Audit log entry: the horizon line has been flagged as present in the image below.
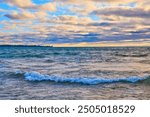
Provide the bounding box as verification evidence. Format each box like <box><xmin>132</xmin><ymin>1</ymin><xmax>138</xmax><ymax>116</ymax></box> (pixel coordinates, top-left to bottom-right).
<box><xmin>0</xmin><ymin>44</ymin><xmax>150</xmax><ymax>47</ymax></box>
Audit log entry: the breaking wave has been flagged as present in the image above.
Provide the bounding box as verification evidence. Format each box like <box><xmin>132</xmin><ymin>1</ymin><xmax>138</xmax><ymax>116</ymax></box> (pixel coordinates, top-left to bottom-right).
<box><xmin>15</xmin><ymin>71</ymin><xmax>150</xmax><ymax>85</ymax></box>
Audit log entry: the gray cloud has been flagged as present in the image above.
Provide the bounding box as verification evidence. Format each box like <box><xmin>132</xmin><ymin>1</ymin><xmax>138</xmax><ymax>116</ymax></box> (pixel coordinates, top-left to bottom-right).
<box><xmin>5</xmin><ymin>12</ymin><xmax>35</xmax><ymax>20</ymax></box>
<box><xmin>92</xmin><ymin>8</ymin><xmax>150</xmax><ymax>18</ymax></box>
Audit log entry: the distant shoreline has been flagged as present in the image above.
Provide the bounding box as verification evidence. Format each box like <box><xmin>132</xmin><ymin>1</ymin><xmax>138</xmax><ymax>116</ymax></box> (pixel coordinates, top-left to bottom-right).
<box><xmin>0</xmin><ymin>45</ymin><xmax>149</xmax><ymax>48</ymax></box>
<box><xmin>0</xmin><ymin>45</ymin><xmax>53</xmax><ymax>47</ymax></box>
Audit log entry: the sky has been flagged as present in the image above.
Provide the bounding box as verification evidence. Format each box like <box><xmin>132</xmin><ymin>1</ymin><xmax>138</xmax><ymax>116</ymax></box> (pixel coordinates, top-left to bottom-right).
<box><xmin>0</xmin><ymin>0</ymin><xmax>150</xmax><ymax>47</ymax></box>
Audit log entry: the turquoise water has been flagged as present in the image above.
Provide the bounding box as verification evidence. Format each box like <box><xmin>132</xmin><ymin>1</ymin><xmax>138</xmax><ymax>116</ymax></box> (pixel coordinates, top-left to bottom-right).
<box><xmin>0</xmin><ymin>46</ymin><xmax>150</xmax><ymax>99</ymax></box>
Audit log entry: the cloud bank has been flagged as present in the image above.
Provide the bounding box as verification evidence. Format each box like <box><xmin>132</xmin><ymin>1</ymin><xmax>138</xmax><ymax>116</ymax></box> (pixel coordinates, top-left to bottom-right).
<box><xmin>0</xmin><ymin>0</ymin><xmax>150</xmax><ymax>46</ymax></box>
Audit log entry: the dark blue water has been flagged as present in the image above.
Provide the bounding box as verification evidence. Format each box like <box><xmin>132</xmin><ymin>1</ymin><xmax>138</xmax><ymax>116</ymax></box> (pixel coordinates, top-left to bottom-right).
<box><xmin>0</xmin><ymin>46</ymin><xmax>150</xmax><ymax>99</ymax></box>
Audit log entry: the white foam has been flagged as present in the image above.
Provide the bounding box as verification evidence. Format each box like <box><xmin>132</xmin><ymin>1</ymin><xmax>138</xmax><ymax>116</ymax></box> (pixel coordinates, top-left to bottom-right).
<box><xmin>24</xmin><ymin>71</ymin><xmax>147</xmax><ymax>85</ymax></box>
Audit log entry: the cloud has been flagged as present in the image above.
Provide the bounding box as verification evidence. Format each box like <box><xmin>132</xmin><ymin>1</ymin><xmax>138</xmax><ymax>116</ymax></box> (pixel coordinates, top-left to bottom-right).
<box><xmin>54</xmin><ymin>0</ymin><xmax>144</xmax><ymax>16</ymax></box>
<box><xmin>0</xmin><ymin>0</ymin><xmax>56</xmax><ymax>12</ymax></box>
<box><xmin>51</xmin><ymin>16</ymin><xmax>93</xmax><ymax>26</ymax></box>
<box><xmin>92</xmin><ymin>8</ymin><xmax>150</xmax><ymax>18</ymax></box>
<box><xmin>1</xmin><ymin>0</ymin><xmax>150</xmax><ymax>46</ymax></box>
<box><xmin>56</xmin><ymin>0</ymin><xmax>138</xmax><ymax>4</ymax></box>
<box><xmin>53</xmin><ymin>41</ymin><xmax>150</xmax><ymax>47</ymax></box>
<box><xmin>38</xmin><ymin>2</ymin><xmax>56</xmax><ymax>12</ymax></box>
<box><xmin>5</xmin><ymin>11</ymin><xmax>47</xmax><ymax>20</ymax></box>
<box><xmin>0</xmin><ymin>0</ymin><xmax>35</xmax><ymax>8</ymax></box>
<box><xmin>5</xmin><ymin>11</ymin><xmax>35</xmax><ymax>20</ymax></box>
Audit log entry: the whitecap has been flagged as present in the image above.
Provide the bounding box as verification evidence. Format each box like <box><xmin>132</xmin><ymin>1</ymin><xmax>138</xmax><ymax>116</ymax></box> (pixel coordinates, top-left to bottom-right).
<box><xmin>23</xmin><ymin>71</ymin><xmax>148</xmax><ymax>85</ymax></box>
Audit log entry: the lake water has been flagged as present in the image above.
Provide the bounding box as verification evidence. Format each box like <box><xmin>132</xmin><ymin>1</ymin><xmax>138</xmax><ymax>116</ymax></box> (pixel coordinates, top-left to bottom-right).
<box><xmin>0</xmin><ymin>46</ymin><xmax>150</xmax><ymax>99</ymax></box>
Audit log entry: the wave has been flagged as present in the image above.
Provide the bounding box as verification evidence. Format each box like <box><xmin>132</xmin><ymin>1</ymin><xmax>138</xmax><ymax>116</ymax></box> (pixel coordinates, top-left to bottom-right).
<box><xmin>115</xmin><ymin>53</ymin><xmax>148</xmax><ymax>57</ymax></box>
<box><xmin>15</xmin><ymin>71</ymin><xmax>150</xmax><ymax>85</ymax></box>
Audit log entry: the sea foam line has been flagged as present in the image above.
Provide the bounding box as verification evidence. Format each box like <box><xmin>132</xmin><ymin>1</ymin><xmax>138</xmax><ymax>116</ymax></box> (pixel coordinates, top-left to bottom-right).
<box><xmin>23</xmin><ymin>71</ymin><xmax>147</xmax><ymax>85</ymax></box>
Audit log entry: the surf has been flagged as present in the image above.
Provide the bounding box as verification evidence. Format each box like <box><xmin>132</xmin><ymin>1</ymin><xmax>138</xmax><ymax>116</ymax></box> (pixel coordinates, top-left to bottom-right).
<box><xmin>15</xmin><ymin>71</ymin><xmax>150</xmax><ymax>85</ymax></box>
